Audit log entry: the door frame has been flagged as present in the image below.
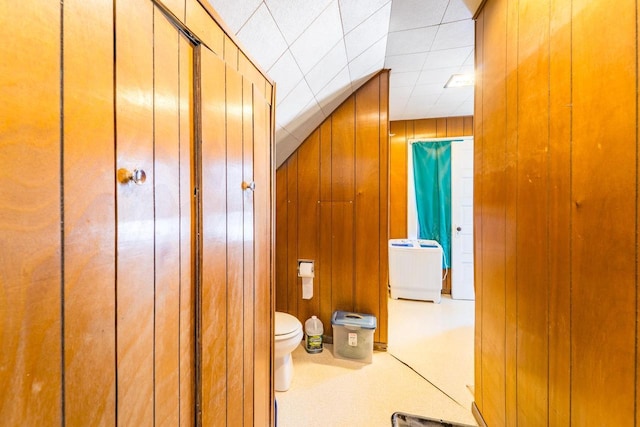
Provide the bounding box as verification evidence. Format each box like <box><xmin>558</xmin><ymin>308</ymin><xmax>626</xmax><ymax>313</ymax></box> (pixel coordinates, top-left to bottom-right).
<box><xmin>406</xmin><ymin>137</ymin><xmax>474</xmax><ymax>298</ymax></box>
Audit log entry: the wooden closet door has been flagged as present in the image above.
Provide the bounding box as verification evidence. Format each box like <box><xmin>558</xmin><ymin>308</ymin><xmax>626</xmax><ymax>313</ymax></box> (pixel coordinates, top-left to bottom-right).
<box><xmin>116</xmin><ymin>2</ymin><xmax>195</xmax><ymax>425</ymax></box>
<box><xmin>0</xmin><ymin>1</ymin><xmax>62</xmax><ymax>424</ymax></box>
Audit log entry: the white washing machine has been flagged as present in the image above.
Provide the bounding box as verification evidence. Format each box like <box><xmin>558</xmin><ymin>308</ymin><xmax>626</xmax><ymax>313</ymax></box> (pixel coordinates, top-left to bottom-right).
<box><xmin>388</xmin><ymin>239</ymin><xmax>443</xmax><ymax>303</ymax></box>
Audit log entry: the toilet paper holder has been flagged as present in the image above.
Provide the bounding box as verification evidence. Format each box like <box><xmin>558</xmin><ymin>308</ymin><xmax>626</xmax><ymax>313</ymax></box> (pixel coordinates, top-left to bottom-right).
<box><xmin>297</xmin><ymin>260</ymin><xmax>314</xmax><ymax>277</ymax></box>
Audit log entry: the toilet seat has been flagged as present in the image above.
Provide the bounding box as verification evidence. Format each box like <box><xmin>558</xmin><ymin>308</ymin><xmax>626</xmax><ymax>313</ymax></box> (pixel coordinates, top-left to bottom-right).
<box><xmin>275</xmin><ymin>312</ymin><xmax>302</xmax><ymax>341</ymax></box>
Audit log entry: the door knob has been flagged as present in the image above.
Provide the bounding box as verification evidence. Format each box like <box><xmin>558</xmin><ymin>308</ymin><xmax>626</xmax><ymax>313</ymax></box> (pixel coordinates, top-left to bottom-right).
<box><xmin>118</xmin><ymin>168</ymin><xmax>147</xmax><ymax>185</ymax></box>
<box><xmin>456</xmin><ymin>226</ymin><xmax>462</xmax><ymax>232</ymax></box>
<box><xmin>242</xmin><ymin>181</ymin><xmax>256</xmax><ymax>191</ymax></box>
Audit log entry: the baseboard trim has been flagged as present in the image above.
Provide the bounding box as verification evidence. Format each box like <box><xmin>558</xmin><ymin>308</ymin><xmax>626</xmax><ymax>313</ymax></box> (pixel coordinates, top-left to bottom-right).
<box><xmin>471</xmin><ymin>402</ymin><xmax>488</xmax><ymax>427</ymax></box>
<box><xmin>374</xmin><ymin>342</ymin><xmax>387</xmax><ymax>351</ymax></box>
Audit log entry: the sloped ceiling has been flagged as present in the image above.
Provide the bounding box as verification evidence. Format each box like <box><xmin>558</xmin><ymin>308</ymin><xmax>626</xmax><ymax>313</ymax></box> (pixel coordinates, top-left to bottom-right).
<box><xmin>208</xmin><ymin>0</ymin><xmax>475</xmax><ymax>166</ymax></box>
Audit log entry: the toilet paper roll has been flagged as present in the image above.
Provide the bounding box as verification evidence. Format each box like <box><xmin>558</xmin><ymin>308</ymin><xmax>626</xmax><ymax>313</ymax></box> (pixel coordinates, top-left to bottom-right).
<box><xmin>299</xmin><ymin>261</ymin><xmax>314</xmax><ymax>278</ymax></box>
<box><xmin>302</xmin><ymin>277</ymin><xmax>313</xmax><ymax>299</ymax></box>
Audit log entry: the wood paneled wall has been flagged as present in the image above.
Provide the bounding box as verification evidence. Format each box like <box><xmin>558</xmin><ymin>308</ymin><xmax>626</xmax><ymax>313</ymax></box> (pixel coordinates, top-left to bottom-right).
<box><xmin>389</xmin><ymin>116</ymin><xmax>474</xmax><ymax>293</ymax></box>
<box><xmin>474</xmin><ymin>0</ymin><xmax>638</xmax><ymax>425</ymax></box>
<box><xmin>0</xmin><ymin>0</ymin><xmax>275</xmax><ymax>425</ymax></box>
<box><xmin>276</xmin><ymin>71</ymin><xmax>390</xmax><ymax>346</ymax></box>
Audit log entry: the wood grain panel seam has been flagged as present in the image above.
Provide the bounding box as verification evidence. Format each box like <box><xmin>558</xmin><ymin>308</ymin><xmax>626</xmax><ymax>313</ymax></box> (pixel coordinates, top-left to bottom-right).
<box><xmin>60</xmin><ymin>1</ymin><xmax>66</xmax><ymax>422</ymax></box>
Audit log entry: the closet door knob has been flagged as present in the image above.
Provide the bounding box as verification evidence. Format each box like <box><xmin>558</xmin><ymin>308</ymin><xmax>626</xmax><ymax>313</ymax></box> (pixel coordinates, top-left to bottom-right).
<box><xmin>242</xmin><ymin>181</ymin><xmax>256</xmax><ymax>191</ymax></box>
<box><xmin>118</xmin><ymin>168</ymin><xmax>147</xmax><ymax>185</ymax></box>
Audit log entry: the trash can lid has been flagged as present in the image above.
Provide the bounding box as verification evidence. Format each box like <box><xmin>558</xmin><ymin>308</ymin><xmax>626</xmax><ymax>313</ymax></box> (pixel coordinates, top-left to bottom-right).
<box><xmin>331</xmin><ymin>311</ymin><xmax>377</xmax><ymax>329</ymax></box>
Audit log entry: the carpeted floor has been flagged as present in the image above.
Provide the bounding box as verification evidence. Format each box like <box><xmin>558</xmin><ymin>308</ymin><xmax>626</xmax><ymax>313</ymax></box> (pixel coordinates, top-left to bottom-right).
<box><xmin>275</xmin><ymin>296</ymin><xmax>477</xmax><ymax>427</ymax></box>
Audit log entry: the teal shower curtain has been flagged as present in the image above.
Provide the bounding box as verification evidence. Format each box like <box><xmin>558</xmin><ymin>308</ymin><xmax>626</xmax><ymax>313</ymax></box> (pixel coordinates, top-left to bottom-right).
<box><xmin>412</xmin><ymin>141</ymin><xmax>451</xmax><ymax>268</ymax></box>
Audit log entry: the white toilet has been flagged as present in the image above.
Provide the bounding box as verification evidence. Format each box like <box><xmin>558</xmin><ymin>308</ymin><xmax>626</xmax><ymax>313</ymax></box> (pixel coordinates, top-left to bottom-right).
<box><xmin>274</xmin><ymin>311</ymin><xmax>303</xmax><ymax>391</ymax></box>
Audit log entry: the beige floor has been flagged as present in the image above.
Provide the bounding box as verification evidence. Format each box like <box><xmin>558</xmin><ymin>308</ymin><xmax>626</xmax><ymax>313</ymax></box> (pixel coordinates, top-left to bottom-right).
<box><xmin>275</xmin><ymin>296</ymin><xmax>477</xmax><ymax>427</ymax></box>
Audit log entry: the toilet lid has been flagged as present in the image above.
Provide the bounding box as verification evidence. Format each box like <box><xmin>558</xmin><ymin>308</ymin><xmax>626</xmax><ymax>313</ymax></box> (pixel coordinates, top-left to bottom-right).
<box><xmin>275</xmin><ymin>312</ymin><xmax>301</xmax><ymax>336</ymax></box>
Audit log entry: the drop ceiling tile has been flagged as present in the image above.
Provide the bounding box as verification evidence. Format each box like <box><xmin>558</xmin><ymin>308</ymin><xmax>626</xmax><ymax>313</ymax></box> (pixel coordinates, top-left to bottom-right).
<box><xmin>269</xmin><ymin>50</ymin><xmax>304</xmax><ymax>104</ymax></box>
<box><xmin>290</xmin><ymin>1</ymin><xmax>343</xmax><ymax>74</ymax></box>
<box><xmin>339</xmin><ymin>0</ymin><xmax>390</xmax><ymax>33</ymax></box>
<box><xmin>207</xmin><ymin>0</ymin><xmax>262</xmax><ymax>34</ymax></box>
<box><xmin>305</xmin><ymin>42</ymin><xmax>348</xmax><ymax>94</ymax></box>
<box><xmin>390</xmin><ymin>71</ymin><xmax>420</xmax><ymax>88</ymax></box>
<box><xmin>388</xmin><ymin>0</ymin><xmax>449</xmax><ymax>31</ymax></box>
<box><xmin>385</xmin><ymin>52</ymin><xmax>427</xmax><ymax>73</ymax></box>
<box><xmin>315</xmin><ymin>66</ymin><xmax>352</xmax><ymax>113</ymax></box>
<box><xmin>276</xmin><ymin>125</ymin><xmax>292</xmax><ymax>144</ymax></box>
<box><xmin>437</xmin><ymin>86</ymin><xmax>473</xmax><ymax>105</ymax></box>
<box><xmin>463</xmin><ymin>50</ymin><xmax>474</xmax><ymax>66</ymax></box>
<box><xmin>236</xmin><ymin>3</ymin><xmax>288</xmax><ymax>70</ymax></box>
<box><xmin>389</xmin><ymin>99</ymin><xmax>407</xmax><ymax>119</ymax></box>
<box><xmin>412</xmin><ymin>83</ymin><xmax>445</xmax><ymax>98</ymax></box>
<box><xmin>285</xmin><ymin>99</ymin><xmax>324</xmax><ymax>141</ymax></box>
<box><xmin>275</xmin><ymin>128</ymin><xmax>300</xmax><ymax>166</ymax></box>
<box><xmin>454</xmin><ymin>100</ymin><xmax>474</xmax><ymax>116</ymax></box>
<box><xmin>403</xmin><ymin>102</ymin><xmax>438</xmax><ymax>119</ymax></box>
<box><xmin>442</xmin><ymin>0</ymin><xmax>472</xmax><ymax>23</ymax></box>
<box><xmin>276</xmin><ymin>79</ymin><xmax>315</xmax><ymax>126</ymax></box>
<box><xmin>386</xmin><ymin>26</ymin><xmax>438</xmax><ymax>56</ymax></box>
<box><xmin>389</xmin><ymin>85</ymin><xmax>413</xmax><ymax>117</ymax></box>
<box><xmin>265</xmin><ymin>0</ymin><xmax>332</xmax><ymax>44</ymax></box>
<box><xmin>344</xmin><ymin>2</ymin><xmax>391</xmax><ymax>61</ymax></box>
<box><xmin>408</xmin><ymin>91</ymin><xmax>441</xmax><ymax>107</ymax></box>
<box><xmin>424</xmin><ymin>47</ymin><xmax>474</xmax><ymax>69</ymax></box>
<box><xmin>348</xmin><ymin>36</ymin><xmax>387</xmax><ymax>81</ymax></box>
<box><xmin>417</xmin><ymin>66</ymin><xmax>460</xmax><ymax>84</ymax></box>
<box><xmin>431</xmin><ymin>19</ymin><xmax>474</xmax><ymax>50</ymax></box>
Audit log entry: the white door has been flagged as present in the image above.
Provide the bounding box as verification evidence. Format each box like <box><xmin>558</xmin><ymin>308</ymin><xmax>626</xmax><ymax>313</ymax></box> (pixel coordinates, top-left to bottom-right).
<box><xmin>451</xmin><ymin>138</ymin><xmax>474</xmax><ymax>300</ymax></box>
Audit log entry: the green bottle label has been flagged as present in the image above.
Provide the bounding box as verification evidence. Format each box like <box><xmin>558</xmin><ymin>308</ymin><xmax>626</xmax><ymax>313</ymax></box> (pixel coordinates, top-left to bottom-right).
<box><xmin>306</xmin><ymin>334</ymin><xmax>323</xmax><ymax>351</ymax></box>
